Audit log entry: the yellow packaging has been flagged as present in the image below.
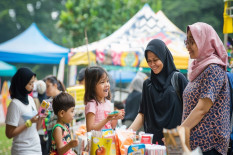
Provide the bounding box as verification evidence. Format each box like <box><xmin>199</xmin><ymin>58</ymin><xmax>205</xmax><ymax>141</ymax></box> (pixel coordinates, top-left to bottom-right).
<box><xmin>67</xmin><ymin>85</ymin><xmax>85</xmax><ymax>105</ymax></box>
<box><xmin>91</xmin><ymin>137</ymin><xmax>112</xmax><ymax>155</ymax></box>
<box><xmin>102</xmin><ymin>129</ymin><xmax>113</xmax><ymax>137</ymax></box>
<box><xmin>104</xmin><ymin>134</ymin><xmax>116</xmax><ymax>155</ymax></box>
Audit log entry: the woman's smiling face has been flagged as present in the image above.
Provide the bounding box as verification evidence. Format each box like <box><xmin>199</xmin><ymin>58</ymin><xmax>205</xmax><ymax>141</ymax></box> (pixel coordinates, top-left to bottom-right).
<box><xmin>186</xmin><ymin>30</ymin><xmax>199</xmax><ymax>59</ymax></box>
<box><xmin>147</xmin><ymin>51</ymin><xmax>163</xmax><ymax>74</ymax></box>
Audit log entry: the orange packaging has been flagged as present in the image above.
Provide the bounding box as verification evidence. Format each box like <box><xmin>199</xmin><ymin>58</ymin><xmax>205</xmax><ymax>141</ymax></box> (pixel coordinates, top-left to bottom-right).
<box><xmin>115</xmin><ymin>130</ymin><xmax>134</xmax><ymax>155</ymax></box>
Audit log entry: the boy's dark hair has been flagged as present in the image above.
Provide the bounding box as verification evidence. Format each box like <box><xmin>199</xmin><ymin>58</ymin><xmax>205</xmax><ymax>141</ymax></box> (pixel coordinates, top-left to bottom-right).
<box><xmin>45</xmin><ymin>75</ymin><xmax>65</xmax><ymax>91</ymax></box>
<box><xmin>114</xmin><ymin>101</ymin><xmax>124</xmax><ymax>110</ymax></box>
<box><xmin>52</xmin><ymin>92</ymin><xmax>75</xmax><ymax>115</ymax></box>
<box><xmin>84</xmin><ymin>66</ymin><xmax>111</xmax><ymax>105</ymax></box>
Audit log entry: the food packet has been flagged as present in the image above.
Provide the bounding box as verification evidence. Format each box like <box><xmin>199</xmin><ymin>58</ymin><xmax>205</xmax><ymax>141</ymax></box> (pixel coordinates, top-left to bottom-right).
<box><xmin>39</xmin><ymin>100</ymin><xmax>50</xmax><ymax>117</ymax></box>
<box><xmin>115</xmin><ymin>129</ymin><xmax>134</xmax><ymax>155</ymax></box>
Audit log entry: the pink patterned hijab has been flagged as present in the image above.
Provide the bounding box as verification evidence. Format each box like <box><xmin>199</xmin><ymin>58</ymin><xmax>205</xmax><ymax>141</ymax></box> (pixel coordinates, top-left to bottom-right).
<box><xmin>187</xmin><ymin>22</ymin><xmax>228</xmax><ymax>81</ymax></box>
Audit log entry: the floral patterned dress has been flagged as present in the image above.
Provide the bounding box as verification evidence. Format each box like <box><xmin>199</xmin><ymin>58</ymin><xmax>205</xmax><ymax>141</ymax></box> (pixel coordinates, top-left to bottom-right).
<box><xmin>50</xmin><ymin>124</ymin><xmax>76</xmax><ymax>155</ymax></box>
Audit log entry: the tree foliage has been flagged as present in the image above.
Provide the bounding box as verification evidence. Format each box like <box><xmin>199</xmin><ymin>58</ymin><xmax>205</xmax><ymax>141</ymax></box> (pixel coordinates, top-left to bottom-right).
<box><xmin>57</xmin><ymin>0</ymin><xmax>162</xmax><ymax>47</ymax></box>
<box><xmin>58</xmin><ymin>0</ymin><xmax>224</xmax><ymax>47</ymax></box>
<box><xmin>0</xmin><ymin>0</ymin><xmax>66</xmax><ymax>46</ymax></box>
<box><xmin>162</xmin><ymin>0</ymin><xmax>224</xmax><ymax>39</ymax></box>
<box><xmin>0</xmin><ymin>0</ymin><xmax>226</xmax><ymax>86</ymax></box>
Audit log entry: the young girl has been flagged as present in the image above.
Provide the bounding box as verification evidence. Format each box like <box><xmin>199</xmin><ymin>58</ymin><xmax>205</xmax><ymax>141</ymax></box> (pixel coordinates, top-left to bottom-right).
<box><xmin>50</xmin><ymin>92</ymin><xmax>78</xmax><ymax>155</ymax></box>
<box><xmin>84</xmin><ymin>66</ymin><xmax>125</xmax><ymax>132</ymax></box>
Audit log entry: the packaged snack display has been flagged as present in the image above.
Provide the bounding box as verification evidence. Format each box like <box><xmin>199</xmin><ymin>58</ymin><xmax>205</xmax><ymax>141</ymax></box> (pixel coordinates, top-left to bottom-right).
<box><xmin>102</xmin><ymin>129</ymin><xmax>113</xmax><ymax>137</ymax></box>
<box><xmin>127</xmin><ymin>144</ymin><xmax>145</xmax><ymax>155</ymax></box>
<box><xmin>67</xmin><ymin>85</ymin><xmax>85</xmax><ymax>105</ymax></box>
<box><xmin>115</xmin><ymin>130</ymin><xmax>135</xmax><ymax>155</ymax></box>
<box><xmin>104</xmin><ymin>134</ymin><xmax>116</xmax><ymax>155</ymax></box>
<box><xmin>39</xmin><ymin>100</ymin><xmax>50</xmax><ymax>117</ymax></box>
<box><xmin>91</xmin><ymin>137</ymin><xmax>112</xmax><ymax>155</ymax></box>
<box><xmin>140</xmin><ymin>133</ymin><xmax>153</xmax><ymax>144</ymax></box>
<box><xmin>145</xmin><ymin>144</ymin><xmax>166</xmax><ymax>155</ymax></box>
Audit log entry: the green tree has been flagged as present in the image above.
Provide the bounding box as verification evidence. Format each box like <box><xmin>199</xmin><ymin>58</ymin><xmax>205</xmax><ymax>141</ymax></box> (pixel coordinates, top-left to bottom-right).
<box><xmin>0</xmin><ymin>0</ymin><xmax>69</xmax><ymax>86</ymax></box>
<box><xmin>0</xmin><ymin>0</ymin><xmax>67</xmax><ymax>46</ymax></box>
<box><xmin>162</xmin><ymin>0</ymin><xmax>224</xmax><ymax>39</ymax></box>
<box><xmin>58</xmin><ymin>0</ymin><xmax>162</xmax><ymax>47</ymax></box>
<box><xmin>58</xmin><ymin>0</ymin><xmax>224</xmax><ymax>47</ymax></box>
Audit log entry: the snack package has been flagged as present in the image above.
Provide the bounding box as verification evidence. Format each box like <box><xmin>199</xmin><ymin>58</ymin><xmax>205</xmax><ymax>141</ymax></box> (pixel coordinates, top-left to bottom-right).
<box><xmin>74</xmin><ymin>135</ymin><xmax>87</xmax><ymax>155</ymax></box>
<box><xmin>39</xmin><ymin>100</ymin><xmax>50</xmax><ymax>117</ymax></box>
<box><xmin>104</xmin><ymin>134</ymin><xmax>116</xmax><ymax>155</ymax></box>
<box><xmin>140</xmin><ymin>133</ymin><xmax>153</xmax><ymax>144</ymax></box>
<box><xmin>91</xmin><ymin>137</ymin><xmax>112</xmax><ymax>155</ymax></box>
<box><xmin>102</xmin><ymin>129</ymin><xmax>113</xmax><ymax>137</ymax></box>
<box><xmin>115</xmin><ymin>130</ymin><xmax>134</xmax><ymax>155</ymax></box>
<box><xmin>127</xmin><ymin>144</ymin><xmax>145</xmax><ymax>155</ymax></box>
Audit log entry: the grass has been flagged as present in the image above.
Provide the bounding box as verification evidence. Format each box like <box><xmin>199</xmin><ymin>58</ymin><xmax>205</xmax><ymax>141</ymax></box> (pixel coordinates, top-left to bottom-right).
<box><xmin>0</xmin><ymin>125</ymin><xmax>12</xmax><ymax>155</ymax></box>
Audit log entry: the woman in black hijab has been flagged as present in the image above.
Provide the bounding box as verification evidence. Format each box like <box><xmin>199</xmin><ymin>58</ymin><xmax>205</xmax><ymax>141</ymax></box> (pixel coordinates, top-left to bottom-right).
<box><xmin>129</xmin><ymin>39</ymin><xmax>188</xmax><ymax>144</ymax></box>
<box><xmin>5</xmin><ymin>67</ymin><xmax>46</xmax><ymax>155</ymax></box>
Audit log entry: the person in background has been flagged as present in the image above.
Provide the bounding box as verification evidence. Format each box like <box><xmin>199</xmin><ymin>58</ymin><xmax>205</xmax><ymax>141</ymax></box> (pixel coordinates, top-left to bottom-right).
<box><xmin>35</xmin><ymin>79</ymin><xmax>49</xmax><ymax>155</ymax></box>
<box><xmin>129</xmin><ymin>39</ymin><xmax>188</xmax><ymax>145</ymax></box>
<box><xmin>114</xmin><ymin>101</ymin><xmax>124</xmax><ymax>111</ymax></box>
<box><xmin>108</xmin><ymin>73</ymin><xmax>116</xmax><ymax>103</ymax></box>
<box><xmin>77</xmin><ymin>68</ymin><xmax>86</xmax><ymax>85</ymax></box>
<box><xmin>84</xmin><ymin>66</ymin><xmax>125</xmax><ymax>131</ymax></box>
<box><xmin>50</xmin><ymin>92</ymin><xmax>78</xmax><ymax>155</ymax></box>
<box><xmin>5</xmin><ymin>67</ymin><xmax>47</xmax><ymax>155</ymax></box>
<box><xmin>123</xmin><ymin>72</ymin><xmax>146</xmax><ymax>129</ymax></box>
<box><xmin>36</xmin><ymin>79</ymin><xmax>47</xmax><ymax>103</ymax></box>
<box><xmin>114</xmin><ymin>101</ymin><xmax>125</xmax><ymax>128</ymax></box>
<box><xmin>180</xmin><ymin>22</ymin><xmax>230</xmax><ymax>155</ymax></box>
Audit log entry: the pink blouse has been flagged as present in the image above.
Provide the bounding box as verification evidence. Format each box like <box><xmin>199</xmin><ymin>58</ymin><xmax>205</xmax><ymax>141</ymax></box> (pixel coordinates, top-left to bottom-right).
<box><xmin>85</xmin><ymin>99</ymin><xmax>112</xmax><ymax>130</ymax></box>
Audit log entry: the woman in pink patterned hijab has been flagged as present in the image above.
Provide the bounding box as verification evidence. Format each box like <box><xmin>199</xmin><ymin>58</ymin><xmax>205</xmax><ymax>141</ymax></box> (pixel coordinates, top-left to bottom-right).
<box><xmin>181</xmin><ymin>22</ymin><xmax>230</xmax><ymax>155</ymax></box>
<box><xmin>187</xmin><ymin>22</ymin><xmax>228</xmax><ymax>81</ymax></box>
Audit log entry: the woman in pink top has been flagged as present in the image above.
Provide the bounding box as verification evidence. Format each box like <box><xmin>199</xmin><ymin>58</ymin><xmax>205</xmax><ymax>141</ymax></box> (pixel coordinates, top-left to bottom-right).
<box><xmin>84</xmin><ymin>66</ymin><xmax>125</xmax><ymax>132</ymax></box>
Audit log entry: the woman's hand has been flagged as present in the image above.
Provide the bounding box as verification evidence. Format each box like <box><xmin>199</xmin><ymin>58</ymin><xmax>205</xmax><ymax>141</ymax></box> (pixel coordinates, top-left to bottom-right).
<box><xmin>162</xmin><ymin>137</ymin><xmax>166</xmax><ymax>145</ymax></box>
<box><xmin>31</xmin><ymin>113</ymin><xmax>39</xmax><ymax>123</ymax></box>
<box><xmin>40</xmin><ymin>111</ymin><xmax>48</xmax><ymax>119</ymax></box>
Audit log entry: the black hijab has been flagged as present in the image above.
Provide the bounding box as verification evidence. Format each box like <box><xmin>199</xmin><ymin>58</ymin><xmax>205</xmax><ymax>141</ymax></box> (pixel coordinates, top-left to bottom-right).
<box><xmin>145</xmin><ymin>39</ymin><xmax>177</xmax><ymax>90</ymax></box>
<box><xmin>140</xmin><ymin>39</ymin><xmax>184</xmax><ymax>144</ymax></box>
<box><xmin>9</xmin><ymin>67</ymin><xmax>36</xmax><ymax>105</ymax></box>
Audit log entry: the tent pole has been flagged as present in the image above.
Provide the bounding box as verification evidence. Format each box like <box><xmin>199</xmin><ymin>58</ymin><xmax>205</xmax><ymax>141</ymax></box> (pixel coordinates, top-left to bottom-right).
<box><xmin>120</xmin><ymin>70</ymin><xmax>122</xmax><ymax>102</ymax></box>
<box><xmin>85</xmin><ymin>28</ymin><xmax>91</xmax><ymax>66</ymax></box>
<box><xmin>53</xmin><ymin>65</ymin><xmax>57</xmax><ymax>76</ymax></box>
<box><xmin>67</xmin><ymin>65</ymin><xmax>70</xmax><ymax>87</ymax></box>
<box><xmin>224</xmin><ymin>33</ymin><xmax>228</xmax><ymax>50</ymax></box>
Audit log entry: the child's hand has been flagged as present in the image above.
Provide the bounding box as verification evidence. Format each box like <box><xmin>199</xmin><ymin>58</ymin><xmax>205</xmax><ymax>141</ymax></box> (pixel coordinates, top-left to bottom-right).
<box><xmin>69</xmin><ymin>139</ymin><xmax>79</xmax><ymax>148</ymax></box>
<box><xmin>109</xmin><ymin>109</ymin><xmax>125</xmax><ymax>120</ymax></box>
<box><xmin>116</xmin><ymin>109</ymin><xmax>125</xmax><ymax>120</ymax></box>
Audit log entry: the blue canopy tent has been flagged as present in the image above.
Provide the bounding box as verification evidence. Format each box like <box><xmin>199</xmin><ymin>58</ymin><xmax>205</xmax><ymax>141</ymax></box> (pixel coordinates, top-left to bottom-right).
<box><xmin>0</xmin><ymin>23</ymin><xmax>69</xmax><ymax>64</ymax></box>
<box><xmin>108</xmin><ymin>70</ymin><xmax>136</xmax><ymax>83</ymax></box>
<box><xmin>0</xmin><ymin>61</ymin><xmax>16</xmax><ymax>76</ymax></box>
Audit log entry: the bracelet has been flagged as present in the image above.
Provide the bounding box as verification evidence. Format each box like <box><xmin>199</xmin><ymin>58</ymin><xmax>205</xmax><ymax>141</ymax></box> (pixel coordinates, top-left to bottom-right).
<box><xmin>25</xmin><ymin>119</ymin><xmax>32</xmax><ymax>128</ymax></box>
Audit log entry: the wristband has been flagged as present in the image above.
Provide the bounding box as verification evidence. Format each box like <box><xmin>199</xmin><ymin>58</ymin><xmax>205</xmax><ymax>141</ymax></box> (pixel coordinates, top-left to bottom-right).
<box><xmin>25</xmin><ymin>119</ymin><xmax>32</xmax><ymax>128</ymax></box>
